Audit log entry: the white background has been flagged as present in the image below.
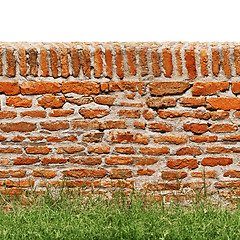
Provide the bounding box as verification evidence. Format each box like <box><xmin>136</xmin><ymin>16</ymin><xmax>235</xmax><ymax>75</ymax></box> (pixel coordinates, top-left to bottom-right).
<box><xmin>1</xmin><ymin>0</ymin><xmax>239</xmax><ymax>42</ymax></box>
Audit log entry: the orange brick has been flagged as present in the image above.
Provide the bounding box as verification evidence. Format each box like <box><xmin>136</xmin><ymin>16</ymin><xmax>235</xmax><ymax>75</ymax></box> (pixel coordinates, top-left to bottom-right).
<box><xmin>57</xmin><ymin>146</ymin><xmax>85</xmax><ymax>154</ymax></box>
<box><xmin>62</xmin><ymin>81</ymin><xmax>100</xmax><ymax>95</ymax></box>
<box><xmin>12</xmin><ymin>136</ymin><xmax>26</xmax><ymax>142</ymax></box>
<box><xmin>100</xmin><ymin>120</ymin><xmax>126</xmax><ymax>129</ymax></box>
<box><xmin>162</xmin><ymin>46</ymin><xmax>173</xmax><ymax>77</ymax></box>
<box><xmin>59</xmin><ymin>45</ymin><xmax>69</xmax><ymax>78</ymax></box>
<box><xmin>162</xmin><ymin>171</ymin><xmax>187</xmax><ymax>180</ymax></box>
<box><xmin>71</xmin><ymin>120</ymin><xmax>100</xmax><ymax>129</ymax></box>
<box><xmin>14</xmin><ymin>156</ymin><xmax>39</xmax><ymax>165</ymax></box>
<box><xmin>0</xmin><ymin>82</ymin><xmax>20</xmax><ymax>95</ymax></box>
<box><xmin>139</xmin><ymin>147</ymin><xmax>169</xmax><ymax>155</ymax></box>
<box><xmin>185</xmin><ymin>45</ymin><xmax>196</xmax><ymax>79</ymax></box>
<box><xmin>25</xmin><ymin>146</ymin><xmax>51</xmax><ymax>154</ymax></box>
<box><xmin>28</xmin><ymin>136</ymin><xmax>44</xmax><ymax>142</ymax></box>
<box><xmin>176</xmin><ymin>147</ymin><xmax>202</xmax><ymax>155</ymax></box>
<box><xmin>0</xmin><ymin>111</ymin><xmax>17</xmax><ymax>119</ymax></box>
<box><xmin>215</xmin><ymin>181</ymin><xmax>240</xmax><ymax>188</ymax></box>
<box><xmin>117</xmin><ymin>109</ymin><xmax>140</xmax><ymax>118</ymax></box>
<box><xmin>21</xmin><ymin>82</ymin><xmax>61</xmax><ymax>95</ymax></box>
<box><xmin>109</xmin><ymin>131</ymin><xmax>133</xmax><ymax>143</ymax></box>
<box><xmin>192</xmin><ymin>82</ymin><xmax>229</xmax><ymax>96</ymax></box>
<box><xmin>139</xmin><ymin>45</ymin><xmax>148</xmax><ymax>76</ymax></box>
<box><xmin>133</xmin><ymin>133</ymin><xmax>149</xmax><ymax>144</ymax></box>
<box><xmin>207</xmin><ymin>97</ymin><xmax>240</xmax><ymax>110</ymax></box>
<box><xmin>82</xmin><ymin>45</ymin><xmax>91</xmax><ymax>77</ymax></box>
<box><xmin>148</xmin><ymin>122</ymin><xmax>172</xmax><ymax>132</ymax></box>
<box><xmin>175</xmin><ymin>43</ymin><xmax>183</xmax><ymax>76</ymax></box>
<box><xmin>212</xmin><ymin>45</ymin><xmax>220</xmax><ymax>76</ymax></box>
<box><xmin>29</xmin><ymin>48</ymin><xmax>38</xmax><ymax>76</ymax></box>
<box><xmin>115</xmin><ymin>147</ymin><xmax>135</xmax><ymax>154</ymax></box>
<box><xmin>21</xmin><ymin>111</ymin><xmax>46</xmax><ymax>118</ymax></box>
<box><xmin>191</xmin><ymin>171</ymin><xmax>216</xmax><ymax>178</ymax></box>
<box><xmin>88</xmin><ymin>145</ymin><xmax>110</xmax><ymax>154</ymax></box>
<box><xmin>200</xmin><ymin>45</ymin><xmax>208</xmax><ymax>76</ymax></box>
<box><xmin>82</xmin><ymin>132</ymin><xmax>104</xmax><ymax>142</ymax></box>
<box><xmin>234</xmin><ymin>45</ymin><xmax>240</xmax><ymax>75</ymax></box>
<box><xmin>151</xmin><ymin>46</ymin><xmax>160</xmax><ymax>77</ymax></box>
<box><xmin>134</xmin><ymin>121</ymin><xmax>146</xmax><ymax>130</ymax></box>
<box><xmin>79</xmin><ymin>109</ymin><xmax>109</xmax><ymax>118</ymax></box>
<box><xmin>6</xmin><ymin>48</ymin><xmax>16</xmax><ymax>77</ymax></box>
<box><xmin>49</xmin><ymin>109</ymin><xmax>74</xmax><ymax>117</ymax></box>
<box><xmin>114</xmin><ymin>44</ymin><xmax>124</xmax><ymax>79</ymax></box>
<box><xmin>70</xmin><ymin>44</ymin><xmax>80</xmax><ymax>77</ymax></box>
<box><xmin>6</xmin><ymin>96</ymin><xmax>32</xmax><ymax>108</ymax></box>
<box><xmin>179</xmin><ymin>97</ymin><xmax>206</xmax><ymax>107</ymax></box>
<box><xmin>211</xmin><ymin>111</ymin><xmax>229</xmax><ymax>120</ymax></box>
<box><xmin>50</xmin><ymin>46</ymin><xmax>59</xmax><ymax>78</ymax></box>
<box><xmin>105</xmin><ymin>156</ymin><xmax>134</xmax><ymax>165</ymax></box>
<box><xmin>46</xmin><ymin>136</ymin><xmax>77</xmax><ymax>142</ymax></box>
<box><xmin>94</xmin><ymin>45</ymin><xmax>103</xmax><ymax>78</ymax></box>
<box><xmin>32</xmin><ymin>170</ymin><xmax>57</xmax><ymax>178</ymax></box>
<box><xmin>110</xmin><ymin>169</ymin><xmax>132</xmax><ymax>179</ymax></box>
<box><xmin>154</xmin><ymin>135</ymin><xmax>187</xmax><ymax>144</ymax></box>
<box><xmin>0</xmin><ymin>148</ymin><xmax>22</xmax><ymax>153</ymax></box>
<box><xmin>158</xmin><ymin>110</ymin><xmax>210</xmax><ymax>120</ymax></box>
<box><xmin>40</xmin><ymin>47</ymin><xmax>49</xmax><ymax>77</ymax></box>
<box><xmin>19</xmin><ymin>47</ymin><xmax>27</xmax><ymax>76</ymax></box>
<box><xmin>190</xmin><ymin>135</ymin><xmax>218</xmax><ymax>142</ymax></box>
<box><xmin>201</xmin><ymin>157</ymin><xmax>233</xmax><ymax>166</ymax></box>
<box><xmin>40</xmin><ymin>121</ymin><xmax>69</xmax><ymax>131</ymax></box>
<box><xmin>135</xmin><ymin>157</ymin><xmax>158</xmax><ymax>165</ymax></box>
<box><xmin>222</xmin><ymin>44</ymin><xmax>231</xmax><ymax>78</ymax></box>
<box><xmin>222</xmin><ymin>135</ymin><xmax>240</xmax><ymax>141</ymax></box>
<box><xmin>142</xmin><ymin>110</ymin><xmax>154</xmax><ymax>120</ymax></box>
<box><xmin>105</xmin><ymin>45</ymin><xmax>112</xmax><ymax>78</ymax></box>
<box><xmin>63</xmin><ymin>169</ymin><xmax>107</xmax><ymax>178</ymax></box>
<box><xmin>38</xmin><ymin>94</ymin><xmax>65</xmax><ymax>108</ymax></box>
<box><xmin>66</xmin><ymin>97</ymin><xmax>93</xmax><ymax>105</ymax></box>
<box><xmin>94</xmin><ymin>96</ymin><xmax>116</xmax><ymax>105</ymax></box>
<box><xmin>108</xmin><ymin>81</ymin><xmax>145</xmax><ymax>94</ymax></box>
<box><xmin>206</xmin><ymin>146</ymin><xmax>231</xmax><ymax>154</ymax></box>
<box><xmin>167</xmin><ymin>158</ymin><xmax>198</xmax><ymax>169</ymax></box>
<box><xmin>209</xmin><ymin>124</ymin><xmax>238</xmax><ymax>132</ymax></box>
<box><xmin>69</xmin><ymin>157</ymin><xmax>101</xmax><ymax>165</ymax></box>
<box><xmin>183</xmin><ymin>123</ymin><xmax>208</xmax><ymax>134</ymax></box>
<box><xmin>143</xmin><ymin>182</ymin><xmax>179</xmax><ymax>191</ymax></box>
<box><xmin>224</xmin><ymin>170</ymin><xmax>240</xmax><ymax>178</ymax></box>
<box><xmin>137</xmin><ymin>169</ymin><xmax>155</xmax><ymax>176</ymax></box>
<box><xmin>0</xmin><ymin>122</ymin><xmax>35</xmax><ymax>132</ymax></box>
<box><xmin>41</xmin><ymin>157</ymin><xmax>67</xmax><ymax>164</ymax></box>
<box><xmin>149</xmin><ymin>81</ymin><xmax>190</xmax><ymax>96</ymax></box>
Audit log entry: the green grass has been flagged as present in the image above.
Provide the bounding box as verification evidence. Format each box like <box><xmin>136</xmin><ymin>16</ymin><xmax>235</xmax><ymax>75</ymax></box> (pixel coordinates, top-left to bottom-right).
<box><xmin>0</xmin><ymin>188</ymin><xmax>239</xmax><ymax>240</ymax></box>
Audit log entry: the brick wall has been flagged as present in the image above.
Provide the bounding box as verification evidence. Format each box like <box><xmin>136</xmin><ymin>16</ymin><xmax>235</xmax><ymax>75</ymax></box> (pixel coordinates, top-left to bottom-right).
<box><xmin>0</xmin><ymin>42</ymin><xmax>239</xmax><ymax>199</ymax></box>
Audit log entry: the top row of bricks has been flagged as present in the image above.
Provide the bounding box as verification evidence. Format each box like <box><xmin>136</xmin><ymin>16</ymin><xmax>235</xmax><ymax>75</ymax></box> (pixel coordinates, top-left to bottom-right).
<box><xmin>0</xmin><ymin>42</ymin><xmax>240</xmax><ymax>79</ymax></box>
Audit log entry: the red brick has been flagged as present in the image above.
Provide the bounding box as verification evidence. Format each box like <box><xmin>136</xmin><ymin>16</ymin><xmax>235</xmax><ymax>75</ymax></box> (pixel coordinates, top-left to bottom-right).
<box><xmin>88</xmin><ymin>145</ymin><xmax>110</xmax><ymax>154</ymax></box>
<box><xmin>211</xmin><ymin>111</ymin><xmax>229</xmax><ymax>120</ymax></box>
<box><xmin>108</xmin><ymin>81</ymin><xmax>145</xmax><ymax>95</ymax></box>
<box><xmin>94</xmin><ymin>45</ymin><xmax>103</xmax><ymax>78</ymax></box>
<box><xmin>162</xmin><ymin>171</ymin><xmax>187</xmax><ymax>180</ymax></box>
<box><xmin>126</xmin><ymin>93</ymin><xmax>136</xmax><ymax>99</ymax></box>
<box><xmin>212</xmin><ymin>46</ymin><xmax>220</xmax><ymax>76</ymax></box>
<box><xmin>139</xmin><ymin>147</ymin><xmax>169</xmax><ymax>155</ymax></box>
<box><xmin>151</xmin><ymin>46</ymin><xmax>160</xmax><ymax>77</ymax></box>
<box><xmin>62</xmin><ymin>81</ymin><xmax>100</xmax><ymax>95</ymax></box>
<box><xmin>82</xmin><ymin>46</ymin><xmax>91</xmax><ymax>77</ymax></box>
<box><xmin>32</xmin><ymin>170</ymin><xmax>57</xmax><ymax>178</ymax></box>
<box><xmin>69</xmin><ymin>157</ymin><xmax>101</xmax><ymax>165</ymax></box>
<box><xmin>28</xmin><ymin>136</ymin><xmax>44</xmax><ymax>142</ymax></box>
<box><xmin>176</xmin><ymin>147</ymin><xmax>202</xmax><ymax>155</ymax></box>
<box><xmin>114</xmin><ymin>44</ymin><xmax>124</xmax><ymax>79</ymax></box>
<box><xmin>206</xmin><ymin>98</ymin><xmax>240</xmax><ymax>110</ymax></box>
<box><xmin>200</xmin><ymin>45</ymin><xmax>208</xmax><ymax>76</ymax></box>
<box><xmin>137</xmin><ymin>169</ymin><xmax>155</xmax><ymax>176</ymax></box>
<box><xmin>190</xmin><ymin>135</ymin><xmax>218</xmax><ymax>142</ymax></box>
<box><xmin>142</xmin><ymin>109</ymin><xmax>154</xmax><ymax>120</ymax></box>
<box><xmin>71</xmin><ymin>120</ymin><xmax>100</xmax><ymax>129</ymax></box>
<box><xmin>167</xmin><ymin>158</ymin><xmax>198</xmax><ymax>169</ymax></box>
<box><xmin>192</xmin><ymin>82</ymin><xmax>229</xmax><ymax>96</ymax></box>
<box><xmin>14</xmin><ymin>156</ymin><xmax>39</xmax><ymax>165</ymax></box>
<box><xmin>26</xmin><ymin>146</ymin><xmax>51</xmax><ymax>154</ymax></box>
<box><xmin>59</xmin><ymin>45</ymin><xmax>69</xmax><ymax>78</ymax></box>
<box><xmin>49</xmin><ymin>46</ymin><xmax>59</xmax><ymax>78</ymax></box>
<box><xmin>70</xmin><ymin>45</ymin><xmax>80</xmax><ymax>77</ymax></box>
<box><xmin>231</xmin><ymin>82</ymin><xmax>240</xmax><ymax>94</ymax></box>
<box><xmin>222</xmin><ymin>135</ymin><xmax>240</xmax><ymax>141</ymax></box>
<box><xmin>5</xmin><ymin>180</ymin><xmax>34</xmax><ymax>188</ymax></box>
<box><xmin>234</xmin><ymin>45</ymin><xmax>240</xmax><ymax>75</ymax></box>
<box><xmin>183</xmin><ymin>123</ymin><xmax>208</xmax><ymax>134</ymax></box>
<box><xmin>105</xmin><ymin>156</ymin><xmax>133</xmax><ymax>165</ymax></box>
<box><xmin>209</xmin><ymin>124</ymin><xmax>238</xmax><ymax>132</ymax></box>
<box><xmin>135</xmin><ymin>157</ymin><xmax>158</xmax><ymax>165</ymax></box>
<box><xmin>108</xmin><ymin>131</ymin><xmax>133</xmax><ymax>143</ymax></box>
<box><xmin>79</xmin><ymin>109</ymin><xmax>109</xmax><ymax>118</ymax></box>
<box><xmin>21</xmin><ymin>82</ymin><xmax>61</xmax><ymax>95</ymax></box>
<box><xmin>19</xmin><ymin>47</ymin><xmax>27</xmax><ymax>76</ymax></box>
<box><xmin>117</xmin><ymin>109</ymin><xmax>140</xmax><ymax>118</ymax></box>
<box><xmin>110</xmin><ymin>169</ymin><xmax>132</xmax><ymax>179</ymax></box>
<box><xmin>158</xmin><ymin>110</ymin><xmax>210</xmax><ymax>120</ymax></box>
<box><xmin>206</xmin><ymin>146</ymin><xmax>231</xmax><ymax>154</ymax></box>
<box><xmin>100</xmin><ymin>120</ymin><xmax>126</xmax><ymax>129</ymax></box>
<box><xmin>29</xmin><ymin>48</ymin><xmax>38</xmax><ymax>76</ymax></box>
<box><xmin>94</xmin><ymin>96</ymin><xmax>116</xmax><ymax>105</ymax></box>
<box><xmin>63</xmin><ymin>169</ymin><xmax>107</xmax><ymax>178</ymax></box>
<box><xmin>66</xmin><ymin>97</ymin><xmax>93</xmax><ymax>105</ymax></box>
<box><xmin>40</xmin><ymin>121</ymin><xmax>69</xmax><ymax>131</ymax></box>
<box><xmin>175</xmin><ymin>43</ymin><xmax>183</xmax><ymax>76</ymax></box>
<box><xmin>154</xmin><ymin>135</ymin><xmax>187</xmax><ymax>144</ymax></box>
<box><xmin>179</xmin><ymin>97</ymin><xmax>206</xmax><ymax>107</ymax></box>
<box><xmin>6</xmin><ymin>48</ymin><xmax>16</xmax><ymax>77</ymax></box>
<box><xmin>38</xmin><ymin>94</ymin><xmax>65</xmax><ymax>108</ymax></box>
<box><xmin>201</xmin><ymin>157</ymin><xmax>233</xmax><ymax>166</ymax></box>
<box><xmin>49</xmin><ymin>109</ymin><xmax>74</xmax><ymax>117</ymax></box>
<box><xmin>115</xmin><ymin>147</ymin><xmax>135</xmax><ymax>154</ymax></box>
<box><xmin>222</xmin><ymin>44</ymin><xmax>231</xmax><ymax>78</ymax></box>
<box><xmin>57</xmin><ymin>146</ymin><xmax>85</xmax><ymax>154</ymax></box>
<box><xmin>191</xmin><ymin>171</ymin><xmax>216</xmax><ymax>178</ymax></box>
<box><xmin>133</xmin><ymin>133</ymin><xmax>149</xmax><ymax>144</ymax></box>
<box><xmin>41</xmin><ymin>157</ymin><xmax>67</xmax><ymax>164</ymax></box>
<box><xmin>0</xmin><ymin>82</ymin><xmax>20</xmax><ymax>95</ymax></box>
<box><xmin>224</xmin><ymin>170</ymin><xmax>240</xmax><ymax>178</ymax></box>
<box><xmin>21</xmin><ymin>111</ymin><xmax>46</xmax><ymax>118</ymax></box>
<box><xmin>185</xmin><ymin>45</ymin><xmax>196</xmax><ymax>79</ymax></box>
<box><xmin>148</xmin><ymin>122</ymin><xmax>172</xmax><ymax>132</ymax></box>
<box><xmin>139</xmin><ymin>45</ymin><xmax>148</xmax><ymax>76</ymax></box>
<box><xmin>0</xmin><ymin>111</ymin><xmax>17</xmax><ymax>119</ymax></box>
<box><xmin>82</xmin><ymin>132</ymin><xmax>104</xmax><ymax>143</ymax></box>
<box><xmin>0</xmin><ymin>148</ymin><xmax>22</xmax><ymax>153</ymax></box>
<box><xmin>12</xmin><ymin>136</ymin><xmax>25</xmax><ymax>142</ymax></box>
<box><xmin>149</xmin><ymin>81</ymin><xmax>190</xmax><ymax>96</ymax></box>
<box><xmin>105</xmin><ymin>45</ymin><xmax>112</xmax><ymax>78</ymax></box>
<box><xmin>6</xmin><ymin>96</ymin><xmax>32</xmax><ymax>108</ymax></box>
<box><xmin>134</xmin><ymin>121</ymin><xmax>146</xmax><ymax>130</ymax></box>
<box><xmin>120</xmin><ymin>102</ymin><xmax>143</xmax><ymax>107</ymax></box>
<box><xmin>46</xmin><ymin>136</ymin><xmax>77</xmax><ymax>142</ymax></box>
<box><xmin>40</xmin><ymin>47</ymin><xmax>49</xmax><ymax>77</ymax></box>
<box><xmin>143</xmin><ymin>182</ymin><xmax>180</xmax><ymax>191</ymax></box>
<box><xmin>162</xmin><ymin>46</ymin><xmax>173</xmax><ymax>77</ymax></box>
<box><xmin>0</xmin><ymin>122</ymin><xmax>35</xmax><ymax>132</ymax></box>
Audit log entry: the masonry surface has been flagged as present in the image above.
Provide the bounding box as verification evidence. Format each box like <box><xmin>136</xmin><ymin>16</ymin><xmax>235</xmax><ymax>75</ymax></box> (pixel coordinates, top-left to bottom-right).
<box><xmin>0</xmin><ymin>42</ymin><xmax>239</xmax><ymax>200</ymax></box>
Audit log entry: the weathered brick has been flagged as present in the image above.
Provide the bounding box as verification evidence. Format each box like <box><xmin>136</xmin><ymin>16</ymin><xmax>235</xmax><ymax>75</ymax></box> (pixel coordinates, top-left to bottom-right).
<box><xmin>209</xmin><ymin>124</ymin><xmax>238</xmax><ymax>132</ymax></box>
<box><xmin>154</xmin><ymin>135</ymin><xmax>187</xmax><ymax>144</ymax></box>
<box><xmin>32</xmin><ymin>170</ymin><xmax>57</xmax><ymax>178</ymax></box>
<box><xmin>139</xmin><ymin>45</ymin><xmax>148</xmax><ymax>76</ymax></box>
<box><xmin>49</xmin><ymin>46</ymin><xmax>59</xmax><ymax>78</ymax></box>
<box><xmin>234</xmin><ymin>45</ymin><xmax>240</xmax><ymax>75</ymax></box>
<box><xmin>0</xmin><ymin>82</ymin><xmax>20</xmax><ymax>95</ymax></box>
<box><xmin>82</xmin><ymin>46</ymin><xmax>91</xmax><ymax>77</ymax></box>
<box><xmin>82</xmin><ymin>132</ymin><xmax>104</xmax><ymax>142</ymax></box>
<box><xmin>63</xmin><ymin>169</ymin><xmax>107</xmax><ymax>178</ymax></box>
<box><xmin>0</xmin><ymin>148</ymin><xmax>22</xmax><ymax>153</ymax></box>
<box><xmin>179</xmin><ymin>97</ymin><xmax>206</xmax><ymax>107</ymax></box>
<box><xmin>215</xmin><ymin>181</ymin><xmax>240</xmax><ymax>188</ymax></box>
<box><xmin>19</xmin><ymin>47</ymin><xmax>27</xmax><ymax>76</ymax></box>
<box><xmin>105</xmin><ymin>45</ymin><xmax>112</xmax><ymax>78</ymax></box>
<box><xmin>200</xmin><ymin>45</ymin><xmax>208</xmax><ymax>76</ymax></box>
<box><xmin>114</xmin><ymin>44</ymin><xmax>124</xmax><ymax>79</ymax></box>
<box><xmin>110</xmin><ymin>169</ymin><xmax>132</xmax><ymax>179</ymax></box>
<box><xmin>206</xmin><ymin>98</ymin><xmax>240</xmax><ymax>110</ymax></box>
<box><xmin>41</xmin><ymin>157</ymin><xmax>67</xmax><ymax>164</ymax></box>
<box><xmin>108</xmin><ymin>131</ymin><xmax>133</xmax><ymax>143</ymax></box>
<box><xmin>211</xmin><ymin>111</ymin><xmax>229</xmax><ymax>120</ymax></box>
<box><xmin>72</xmin><ymin>120</ymin><xmax>100</xmax><ymax>129</ymax></box>
<box><xmin>21</xmin><ymin>111</ymin><xmax>46</xmax><ymax>118</ymax></box>
<box><xmin>21</xmin><ymin>82</ymin><xmax>61</xmax><ymax>95</ymax></box>
<box><xmin>105</xmin><ymin>156</ymin><xmax>133</xmax><ymax>165</ymax></box>
<box><xmin>133</xmin><ymin>133</ymin><xmax>149</xmax><ymax>144</ymax></box>
<box><xmin>62</xmin><ymin>81</ymin><xmax>100</xmax><ymax>95</ymax></box>
<box><xmin>175</xmin><ymin>43</ymin><xmax>183</xmax><ymax>76</ymax></box>
<box><xmin>192</xmin><ymin>82</ymin><xmax>229</xmax><ymax>96</ymax></box>
<box><xmin>1</xmin><ymin>122</ymin><xmax>35</xmax><ymax>132</ymax></box>
<box><xmin>151</xmin><ymin>46</ymin><xmax>160</xmax><ymax>77</ymax></box>
<box><xmin>66</xmin><ymin>97</ymin><xmax>93</xmax><ymax>105</ymax></box>
<box><xmin>126</xmin><ymin>45</ymin><xmax>136</xmax><ymax>76</ymax></box>
<box><xmin>143</xmin><ymin>182</ymin><xmax>180</xmax><ymax>191</ymax></box>
<box><xmin>176</xmin><ymin>147</ymin><xmax>202</xmax><ymax>155</ymax></box>
<box><xmin>117</xmin><ymin>109</ymin><xmax>140</xmax><ymax>118</ymax></box>
<box><xmin>148</xmin><ymin>122</ymin><xmax>172</xmax><ymax>132</ymax></box>
<box><xmin>167</xmin><ymin>158</ymin><xmax>198</xmax><ymax>169</ymax></box>
<box><xmin>202</xmin><ymin>157</ymin><xmax>233</xmax><ymax>166</ymax></box>
<box><xmin>59</xmin><ymin>45</ymin><xmax>69</xmax><ymax>78</ymax></box>
<box><xmin>70</xmin><ymin>45</ymin><xmax>80</xmax><ymax>77</ymax></box>
<box><xmin>38</xmin><ymin>95</ymin><xmax>65</xmax><ymax>108</ymax></box>
<box><xmin>162</xmin><ymin>171</ymin><xmax>187</xmax><ymax>180</ymax></box>
<box><xmin>108</xmin><ymin>81</ymin><xmax>145</xmax><ymax>95</ymax></box>
<box><xmin>191</xmin><ymin>171</ymin><xmax>216</xmax><ymax>178</ymax></box>
<box><xmin>94</xmin><ymin>45</ymin><xmax>103</xmax><ymax>78</ymax></box>
<box><xmin>222</xmin><ymin>44</ymin><xmax>231</xmax><ymax>78</ymax></box>
<box><xmin>162</xmin><ymin>46</ymin><xmax>173</xmax><ymax>77</ymax></box>
<box><xmin>224</xmin><ymin>170</ymin><xmax>240</xmax><ymax>178</ymax></box>
<box><xmin>212</xmin><ymin>45</ymin><xmax>220</xmax><ymax>76</ymax></box>
<box><xmin>49</xmin><ymin>109</ymin><xmax>74</xmax><ymax>117</ymax></box>
<box><xmin>139</xmin><ymin>147</ymin><xmax>169</xmax><ymax>155</ymax></box>
<box><xmin>135</xmin><ymin>157</ymin><xmax>158</xmax><ymax>165</ymax></box>
<box><xmin>29</xmin><ymin>48</ymin><xmax>38</xmax><ymax>76</ymax></box>
<box><xmin>100</xmin><ymin>120</ymin><xmax>126</xmax><ymax>129</ymax></box>
<box><xmin>183</xmin><ymin>123</ymin><xmax>208</xmax><ymax>134</ymax></box>
<box><xmin>40</xmin><ymin>121</ymin><xmax>69</xmax><ymax>131</ymax></box>
<box><xmin>158</xmin><ymin>110</ymin><xmax>210</xmax><ymax>120</ymax></box>
<box><xmin>12</xmin><ymin>136</ymin><xmax>25</xmax><ymax>142</ymax></box>
<box><xmin>185</xmin><ymin>45</ymin><xmax>196</xmax><ymax>79</ymax></box>
<box><xmin>115</xmin><ymin>147</ymin><xmax>135</xmax><ymax>154</ymax></box>
<box><xmin>94</xmin><ymin>96</ymin><xmax>116</xmax><ymax>105</ymax></box>
<box><xmin>14</xmin><ymin>156</ymin><xmax>39</xmax><ymax>165</ymax></box>
<box><xmin>134</xmin><ymin>121</ymin><xmax>146</xmax><ymax>130</ymax></box>
<box><xmin>137</xmin><ymin>169</ymin><xmax>155</xmax><ymax>176</ymax></box>
<box><xmin>142</xmin><ymin>110</ymin><xmax>154</xmax><ymax>120</ymax></box>
<box><xmin>46</xmin><ymin>136</ymin><xmax>77</xmax><ymax>142</ymax></box>
<box><xmin>146</xmin><ymin>97</ymin><xmax>176</xmax><ymax>108</ymax></box>
<box><xmin>206</xmin><ymin>146</ymin><xmax>232</xmax><ymax>154</ymax></box>
<box><xmin>79</xmin><ymin>109</ymin><xmax>109</xmax><ymax>118</ymax></box>
<box><xmin>6</xmin><ymin>96</ymin><xmax>32</xmax><ymax>108</ymax></box>
<box><xmin>149</xmin><ymin>81</ymin><xmax>190</xmax><ymax>96</ymax></box>
<box><xmin>0</xmin><ymin>111</ymin><xmax>17</xmax><ymax>119</ymax></box>
<box><xmin>69</xmin><ymin>157</ymin><xmax>101</xmax><ymax>165</ymax></box>
<box><xmin>40</xmin><ymin>47</ymin><xmax>49</xmax><ymax>77</ymax></box>
<box><xmin>28</xmin><ymin>136</ymin><xmax>44</xmax><ymax>142</ymax></box>
<box><xmin>6</xmin><ymin>48</ymin><xmax>16</xmax><ymax>77</ymax></box>
<box><xmin>88</xmin><ymin>145</ymin><xmax>110</xmax><ymax>154</ymax></box>
<box><xmin>222</xmin><ymin>135</ymin><xmax>240</xmax><ymax>141</ymax></box>
<box><xmin>190</xmin><ymin>135</ymin><xmax>218</xmax><ymax>142</ymax></box>
<box><xmin>57</xmin><ymin>146</ymin><xmax>84</xmax><ymax>154</ymax></box>
<box><xmin>26</xmin><ymin>146</ymin><xmax>51</xmax><ymax>154</ymax></box>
